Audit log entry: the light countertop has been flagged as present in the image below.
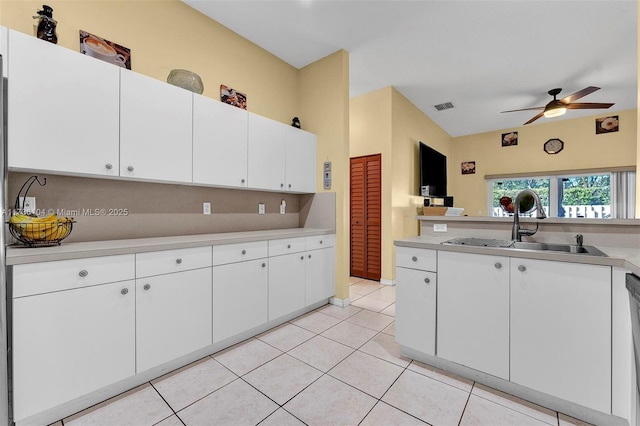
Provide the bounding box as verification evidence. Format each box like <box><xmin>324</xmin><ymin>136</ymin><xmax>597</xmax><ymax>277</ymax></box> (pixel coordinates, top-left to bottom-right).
<box><xmin>395</xmin><ymin>235</ymin><xmax>640</xmax><ymax>277</ymax></box>
<box><xmin>7</xmin><ymin>228</ymin><xmax>335</xmax><ymax>265</ymax></box>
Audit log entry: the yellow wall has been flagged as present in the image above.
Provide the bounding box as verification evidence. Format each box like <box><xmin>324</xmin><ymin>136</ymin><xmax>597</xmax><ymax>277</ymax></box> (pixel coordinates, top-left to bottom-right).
<box><xmin>299</xmin><ymin>50</ymin><xmax>350</xmax><ymax>299</ymax></box>
<box><xmin>349</xmin><ymin>87</ymin><xmax>454</xmax><ymax>281</ymax></box>
<box><xmin>451</xmin><ymin>109</ymin><xmax>637</xmax><ymax>216</ymax></box>
<box><xmin>0</xmin><ymin>0</ymin><xmax>299</xmax><ymax>122</ymax></box>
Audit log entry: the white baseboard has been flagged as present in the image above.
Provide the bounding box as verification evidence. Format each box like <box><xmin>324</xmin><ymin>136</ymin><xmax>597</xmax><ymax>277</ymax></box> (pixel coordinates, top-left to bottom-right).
<box><xmin>380</xmin><ymin>278</ymin><xmax>395</xmax><ymax>286</ymax></box>
<box><xmin>329</xmin><ymin>297</ymin><xmax>351</xmax><ymax>307</ymax></box>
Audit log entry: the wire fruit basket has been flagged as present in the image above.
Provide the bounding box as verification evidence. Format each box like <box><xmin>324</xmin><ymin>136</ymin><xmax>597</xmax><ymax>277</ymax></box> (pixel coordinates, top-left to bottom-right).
<box><xmin>7</xmin><ymin>175</ymin><xmax>75</xmax><ymax>247</ymax></box>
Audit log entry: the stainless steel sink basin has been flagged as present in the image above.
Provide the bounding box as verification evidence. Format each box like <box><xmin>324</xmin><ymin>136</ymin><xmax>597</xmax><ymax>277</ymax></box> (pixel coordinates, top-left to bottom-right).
<box><xmin>511</xmin><ymin>241</ymin><xmax>608</xmax><ymax>256</ymax></box>
<box><xmin>441</xmin><ymin>238</ymin><xmax>608</xmax><ymax>257</ymax></box>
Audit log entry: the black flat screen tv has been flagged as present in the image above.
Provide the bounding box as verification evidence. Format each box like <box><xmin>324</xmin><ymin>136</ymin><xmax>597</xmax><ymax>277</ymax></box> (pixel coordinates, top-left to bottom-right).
<box><xmin>419</xmin><ymin>142</ymin><xmax>447</xmax><ymax>197</ymax></box>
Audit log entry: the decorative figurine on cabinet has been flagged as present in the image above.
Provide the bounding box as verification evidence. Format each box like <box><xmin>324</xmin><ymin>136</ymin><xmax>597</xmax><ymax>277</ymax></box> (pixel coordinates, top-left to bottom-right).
<box><xmin>291</xmin><ymin>117</ymin><xmax>301</xmax><ymax>129</ymax></box>
<box><xmin>34</xmin><ymin>5</ymin><xmax>58</xmax><ymax>44</ymax></box>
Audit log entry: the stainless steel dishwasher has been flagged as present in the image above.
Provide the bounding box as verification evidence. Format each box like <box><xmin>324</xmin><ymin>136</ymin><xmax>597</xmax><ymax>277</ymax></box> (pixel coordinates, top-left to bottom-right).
<box><xmin>627</xmin><ymin>273</ymin><xmax>640</xmax><ymax>395</ymax></box>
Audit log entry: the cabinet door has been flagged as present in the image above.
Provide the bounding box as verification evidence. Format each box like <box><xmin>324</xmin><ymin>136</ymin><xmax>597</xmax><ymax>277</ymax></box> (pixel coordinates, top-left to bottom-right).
<box><xmin>193</xmin><ymin>95</ymin><xmax>248</xmax><ymax>188</ymax></box>
<box><xmin>247</xmin><ymin>113</ymin><xmax>286</xmax><ymax>191</ymax></box>
<box><xmin>437</xmin><ymin>251</ymin><xmax>510</xmax><ymax>379</ymax></box>
<box><xmin>8</xmin><ymin>30</ymin><xmax>120</xmax><ymax>176</ymax></box>
<box><xmin>120</xmin><ymin>69</ymin><xmax>193</xmax><ymax>183</ymax></box>
<box><xmin>510</xmin><ymin>259</ymin><xmax>611</xmax><ymax>412</ymax></box>
<box><xmin>285</xmin><ymin>126</ymin><xmax>316</xmax><ymax>193</ymax></box>
<box><xmin>395</xmin><ymin>267</ymin><xmax>436</xmax><ymax>356</ymax></box>
<box><xmin>269</xmin><ymin>253</ymin><xmax>306</xmax><ymax>320</ymax></box>
<box><xmin>13</xmin><ymin>280</ymin><xmax>135</xmax><ymax>422</ymax></box>
<box><xmin>213</xmin><ymin>258</ymin><xmax>268</xmax><ymax>343</ymax></box>
<box><xmin>136</xmin><ymin>268</ymin><xmax>212</xmax><ymax>372</ymax></box>
<box><xmin>305</xmin><ymin>247</ymin><xmax>335</xmax><ymax>305</ymax></box>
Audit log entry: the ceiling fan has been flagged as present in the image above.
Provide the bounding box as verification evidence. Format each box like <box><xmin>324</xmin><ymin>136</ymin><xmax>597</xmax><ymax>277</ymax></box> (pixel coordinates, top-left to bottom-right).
<box><xmin>501</xmin><ymin>86</ymin><xmax>614</xmax><ymax>125</ymax></box>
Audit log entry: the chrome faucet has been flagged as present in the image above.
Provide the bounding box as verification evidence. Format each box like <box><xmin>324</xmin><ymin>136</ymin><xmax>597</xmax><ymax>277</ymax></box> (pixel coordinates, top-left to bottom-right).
<box><xmin>511</xmin><ymin>189</ymin><xmax>547</xmax><ymax>241</ymax></box>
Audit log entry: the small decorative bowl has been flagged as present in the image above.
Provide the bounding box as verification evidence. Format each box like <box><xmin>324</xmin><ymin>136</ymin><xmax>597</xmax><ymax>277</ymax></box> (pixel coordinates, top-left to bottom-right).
<box><xmin>167</xmin><ymin>69</ymin><xmax>204</xmax><ymax>94</ymax></box>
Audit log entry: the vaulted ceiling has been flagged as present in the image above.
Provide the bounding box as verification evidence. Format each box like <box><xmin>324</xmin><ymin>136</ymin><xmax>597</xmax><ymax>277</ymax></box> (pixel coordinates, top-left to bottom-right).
<box><xmin>183</xmin><ymin>0</ymin><xmax>637</xmax><ymax>137</ymax></box>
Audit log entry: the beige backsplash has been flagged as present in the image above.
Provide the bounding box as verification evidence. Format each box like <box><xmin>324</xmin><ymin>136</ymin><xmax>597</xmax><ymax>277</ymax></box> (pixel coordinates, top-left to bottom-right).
<box><xmin>8</xmin><ymin>172</ymin><xmax>314</xmax><ymax>242</ymax></box>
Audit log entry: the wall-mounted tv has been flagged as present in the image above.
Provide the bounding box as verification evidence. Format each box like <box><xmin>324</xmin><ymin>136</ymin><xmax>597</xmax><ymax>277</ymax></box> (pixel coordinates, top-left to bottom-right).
<box><xmin>419</xmin><ymin>142</ymin><xmax>447</xmax><ymax>197</ymax></box>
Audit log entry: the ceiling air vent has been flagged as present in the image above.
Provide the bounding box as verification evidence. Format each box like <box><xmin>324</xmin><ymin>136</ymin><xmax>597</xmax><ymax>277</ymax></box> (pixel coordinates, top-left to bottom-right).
<box><xmin>433</xmin><ymin>102</ymin><xmax>455</xmax><ymax>111</ymax></box>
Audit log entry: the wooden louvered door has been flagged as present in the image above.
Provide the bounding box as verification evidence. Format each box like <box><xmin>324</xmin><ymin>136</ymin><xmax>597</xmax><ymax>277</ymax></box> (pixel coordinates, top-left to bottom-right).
<box><xmin>350</xmin><ymin>154</ymin><xmax>381</xmax><ymax>281</ymax></box>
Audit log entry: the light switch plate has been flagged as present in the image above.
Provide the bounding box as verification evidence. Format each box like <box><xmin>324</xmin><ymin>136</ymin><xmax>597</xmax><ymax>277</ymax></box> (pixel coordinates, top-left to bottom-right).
<box><xmin>19</xmin><ymin>197</ymin><xmax>36</xmax><ymax>214</ymax></box>
<box><xmin>433</xmin><ymin>224</ymin><xmax>447</xmax><ymax>232</ymax></box>
<box><xmin>258</xmin><ymin>203</ymin><xmax>265</xmax><ymax>215</ymax></box>
<box><xmin>203</xmin><ymin>202</ymin><xmax>211</xmax><ymax>215</ymax></box>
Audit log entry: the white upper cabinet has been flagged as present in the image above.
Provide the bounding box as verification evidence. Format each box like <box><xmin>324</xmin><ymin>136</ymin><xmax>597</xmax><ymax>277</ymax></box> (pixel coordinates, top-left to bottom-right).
<box><xmin>193</xmin><ymin>95</ymin><xmax>248</xmax><ymax>188</ymax></box>
<box><xmin>285</xmin><ymin>126</ymin><xmax>316</xmax><ymax>193</ymax></box>
<box><xmin>247</xmin><ymin>112</ymin><xmax>286</xmax><ymax>191</ymax></box>
<box><xmin>1</xmin><ymin>26</ymin><xmax>7</xmax><ymax>77</ymax></box>
<box><xmin>8</xmin><ymin>30</ymin><xmax>120</xmax><ymax>176</ymax></box>
<box><xmin>120</xmin><ymin>69</ymin><xmax>192</xmax><ymax>183</ymax></box>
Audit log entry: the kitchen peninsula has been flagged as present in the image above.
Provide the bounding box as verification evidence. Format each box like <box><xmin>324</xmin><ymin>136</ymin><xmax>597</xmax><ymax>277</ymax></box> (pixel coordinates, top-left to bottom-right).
<box><xmin>394</xmin><ymin>215</ymin><xmax>640</xmax><ymax>426</ymax></box>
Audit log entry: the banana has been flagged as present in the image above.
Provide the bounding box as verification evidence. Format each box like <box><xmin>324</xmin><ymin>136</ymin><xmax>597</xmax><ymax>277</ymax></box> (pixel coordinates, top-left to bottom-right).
<box><xmin>9</xmin><ymin>214</ymin><xmax>33</xmax><ymax>224</ymax></box>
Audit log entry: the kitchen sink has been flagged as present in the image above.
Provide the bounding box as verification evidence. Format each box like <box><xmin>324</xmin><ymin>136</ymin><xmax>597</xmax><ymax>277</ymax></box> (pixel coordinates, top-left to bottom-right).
<box><xmin>441</xmin><ymin>238</ymin><xmax>608</xmax><ymax>257</ymax></box>
<box><xmin>511</xmin><ymin>241</ymin><xmax>608</xmax><ymax>256</ymax></box>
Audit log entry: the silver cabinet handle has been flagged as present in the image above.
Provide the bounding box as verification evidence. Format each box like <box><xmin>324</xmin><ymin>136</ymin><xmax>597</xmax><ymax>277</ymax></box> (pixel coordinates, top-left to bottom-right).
<box><xmin>280</xmin><ymin>183</ymin><xmax>284</xmax><ymax>188</ymax></box>
<box><xmin>320</xmin><ymin>240</ymin><xmax>323</xmax><ymax>244</ymax></box>
<box><xmin>288</xmin><ymin>184</ymin><xmax>292</xmax><ymax>188</ymax></box>
<box><xmin>176</xmin><ymin>258</ymin><xmax>182</xmax><ymax>264</ymax></box>
<box><xmin>121</xmin><ymin>288</ymin><xmax>129</xmax><ymax>295</ymax></box>
<box><xmin>287</xmin><ymin>244</ymin><xmax>291</xmax><ymax>249</ymax></box>
<box><xmin>241</xmin><ymin>178</ymin><xmax>245</xmax><ymax>183</ymax></box>
<box><xmin>79</xmin><ymin>270</ymin><xmax>88</xmax><ymax>278</ymax></box>
<box><xmin>495</xmin><ymin>262</ymin><xmax>502</xmax><ymax>269</ymax></box>
<box><xmin>308</xmin><ymin>254</ymin><xmax>312</xmax><ymax>259</ymax></box>
<box><xmin>300</xmin><ymin>256</ymin><xmax>304</xmax><ymax>260</ymax></box>
<box><xmin>105</xmin><ymin>163</ymin><xmax>113</xmax><ymax>170</ymax></box>
<box><xmin>261</xmin><ymin>262</ymin><xmax>266</xmax><ymax>268</ymax></box>
<box><xmin>424</xmin><ymin>277</ymin><xmax>430</xmax><ymax>284</ymax></box>
<box><xmin>127</xmin><ymin>166</ymin><xmax>134</xmax><ymax>172</ymax></box>
<box><xmin>412</xmin><ymin>256</ymin><xmax>418</xmax><ymax>262</ymax></box>
<box><xmin>143</xmin><ymin>284</ymin><xmax>151</xmax><ymax>291</ymax></box>
<box><xmin>518</xmin><ymin>265</ymin><xmax>526</xmax><ymax>272</ymax></box>
<box><xmin>242</xmin><ymin>250</ymin><xmax>246</xmax><ymax>255</ymax></box>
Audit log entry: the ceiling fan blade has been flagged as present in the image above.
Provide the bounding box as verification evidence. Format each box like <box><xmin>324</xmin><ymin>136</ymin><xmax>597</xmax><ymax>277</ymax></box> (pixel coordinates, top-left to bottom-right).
<box><xmin>501</xmin><ymin>106</ymin><xmax>545</xmax><ymax>113</ymax></box>
<box><xmin>524</xmin><ymin>111</ymin><xmax>545</xmax><ymax>125</ymax></box>
<box><xmin>560</xmin><ymin>86</ymin><xmax>600</xmax><ymax>103</ymax></box>
<box><xmin>566</xmin><ymin>102</ymin><xmax>614</xmax><ymax>109</ymax></box>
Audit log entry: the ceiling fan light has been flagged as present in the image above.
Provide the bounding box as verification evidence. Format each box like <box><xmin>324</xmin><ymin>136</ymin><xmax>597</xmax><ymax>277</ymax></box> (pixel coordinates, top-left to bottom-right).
<box><xmin>543</xmin><ymin>106</ymin><xmax>567</xmax><ymax>118</ymax></box>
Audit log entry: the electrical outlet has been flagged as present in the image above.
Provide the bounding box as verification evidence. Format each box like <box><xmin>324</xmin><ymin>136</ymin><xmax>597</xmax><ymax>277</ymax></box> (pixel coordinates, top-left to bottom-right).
<box><xmin>19</xmin><ymin>197</ymin><xmax>36</xmax><ymax>213</ymax></box>
<box><xmin>203</xmin><ymin>202</ymin><xmax>211</xmax><ymax>215</ymax></box>
<box><xmin>280</xmin><ymin>200</ymin><xmax>286</xmax><ymax>214</ymax></box>
<box><xmin>258</xmin><ymin>203</ymin><xmax>265</xmax><ymax>215</ymax></box>
<box><xmin>433</xmin><ymin>223</ymin><xmax>448</xmax><ymax>233</ymax></box>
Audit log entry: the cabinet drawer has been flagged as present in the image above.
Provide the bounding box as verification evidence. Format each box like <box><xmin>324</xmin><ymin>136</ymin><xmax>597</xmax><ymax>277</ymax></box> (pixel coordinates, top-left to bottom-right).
<box><xmin>306</xmin><ymin>234</ymin><xmax>335</xmax><ymax>250</ymax></box>
<box><xmin>136</xmin><ymin>246</ymin><xmax>212</xmax><ymax>278</ymax></box>
<box><xmin>13</xmin><ymin>254</ymin><xmax>135</xmax><ymax>298</ymax></box>
<box><xmin>269</xmin><ymin>237</ymin><xmax>306</xmax><ymax>257</ymax></box>
<box><xmin>396</xmin><ymin>246</ymin><xmax>437</xmax><ymax>272</ymax></box>
<box><xmin>213</xmin><ymin>241</ymin><xmax>268</xmax><ymax>266</ymax></box>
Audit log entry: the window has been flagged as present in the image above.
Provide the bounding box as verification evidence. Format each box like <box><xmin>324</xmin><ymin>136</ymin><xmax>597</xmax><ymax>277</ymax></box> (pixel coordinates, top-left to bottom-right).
<box><xmin>489</xmin><ymin>171</ymin><xmax>636</xmax><ymax>219</ymax></box>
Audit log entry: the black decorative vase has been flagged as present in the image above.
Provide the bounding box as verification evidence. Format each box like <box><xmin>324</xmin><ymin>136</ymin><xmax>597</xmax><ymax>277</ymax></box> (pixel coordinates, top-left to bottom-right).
<box><xmin>34</xmin><ymin>5</ymin><xmax>58</xmax><ymax>44</ymax></box>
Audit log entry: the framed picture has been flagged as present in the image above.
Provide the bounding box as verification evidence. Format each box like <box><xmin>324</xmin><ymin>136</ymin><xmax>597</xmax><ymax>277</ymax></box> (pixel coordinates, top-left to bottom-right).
<box><xmin>596</xmin><ymin>115</ymin><xmax>619</xmax><ymax>134</ymax></box>
<box><xmin>79</xmin><ymin>30</ymin><xmax>131</xmax><ymax>69</ymax></box>
<box><xmin>220</xmin><ymin>85</ymin><xmax>247</xmax><ymax>109</ymax></box>
<box><xmin>502</xmin><ymin>131</ymin><xmax>518</xmax><ymax>147</ymax></box>
<box><xmin>461</xmin><ymin>161</ymin><xmax>476</xmax><ymax>175</ymax></box>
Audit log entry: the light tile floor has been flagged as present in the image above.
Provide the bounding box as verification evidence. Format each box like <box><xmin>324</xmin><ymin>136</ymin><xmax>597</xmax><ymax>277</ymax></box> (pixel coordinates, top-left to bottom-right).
<box><xmin>54</xmin><ymin>277</ymin><xmax>592</xmax><ymax>426</ymax></box>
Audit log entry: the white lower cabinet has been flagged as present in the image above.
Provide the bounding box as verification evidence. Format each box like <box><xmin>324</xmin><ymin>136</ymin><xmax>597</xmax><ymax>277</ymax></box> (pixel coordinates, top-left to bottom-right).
<box><xmin>12</xmin><ymin>279</ymin><xmax>135</xmax><ymax>422</ymax></box>
<box><xmin>395</xmin><ymin>266</ymin><xmax>437</xmax><ymax>356</ymax></box>
<box><xmin>136</xmin><ymin>268</ymin><xmax>212</xmax><ymax>372</ymax></box>
<box><xmin>437</xmin><ymin>251</ymin><xmax>510</xmax><ymax>379</ymax></box>
<box><xmin>510</xmin><ymin>258</ymin><xmax>612</xmax><ymax>413</ymax></box>
<box><xmin>305</xmin><ymin>247</ymin><xmax>335</xmax><ymax>305</ymax></box>
<box><xmin>213</xmin><ymin>258</ymin><xmax>269</xmax><ymax>343</ymax></box>
<box><xmin>269</xmin><ymin>253</ymin><xmax>306</xmax><ymax>321</ymax></box>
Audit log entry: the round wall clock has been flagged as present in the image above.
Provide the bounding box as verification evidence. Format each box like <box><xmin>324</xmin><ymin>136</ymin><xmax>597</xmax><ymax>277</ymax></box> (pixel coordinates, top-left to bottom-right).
<box><xmin>544</xmin><ymin>138</ymin><xmax>564</xmax><ymax>154</ymax></box>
